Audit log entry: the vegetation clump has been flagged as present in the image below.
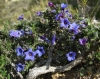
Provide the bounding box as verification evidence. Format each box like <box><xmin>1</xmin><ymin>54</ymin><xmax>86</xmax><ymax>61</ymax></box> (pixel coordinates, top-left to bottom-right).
<box><xmin>0</xmin><ymin>1</ymin><xmax>100</xmax><ymax>79</ymax></box>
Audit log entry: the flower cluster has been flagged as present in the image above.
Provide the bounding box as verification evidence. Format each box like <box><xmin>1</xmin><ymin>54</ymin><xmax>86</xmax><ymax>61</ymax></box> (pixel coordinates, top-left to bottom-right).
<box><xmin>36</xmin><ymin>2</ymin><xmax>88</xmax><ymax>62</ymax></box>
<box><xmin>39</xmin><ymin>33</ymin><xmax>56</xmax><ymax>45</ymax></box>
<box><xmin>10</xmin><ymin>1</ymin><xmax>89</xmax><ymax>73</ymax></box>
<box><xmin>9</xmin><ymin>30</ymin><xmax>23</xmax><ymax>38</ymax></box>
<box><xmin>10</xmin><ymin>15</ymin><xmax>46</xmax><ymax>72</ymax></box>
<box><xmin>9</xmin><ymin>15</ymin><xmax>33</xmax><ymax>38</ymax></box>
<box><xmin>9</xmin><ymin>29</ymin><xmax>33</xmax><ymax>38</ymax></box>
<box><xmin>15</xmin><ymin>46</ymin><xmax>45</xmax><ymax>72</ymax></box>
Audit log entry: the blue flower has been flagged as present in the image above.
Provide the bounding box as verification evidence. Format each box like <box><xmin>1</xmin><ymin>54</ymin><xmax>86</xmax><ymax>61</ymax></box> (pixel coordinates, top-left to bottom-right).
<box><xmin>16</xmin><ymin>63</ymin><xmax>25</xmax><ymax>72</ymax></box>
<box><xmin>55</xmin><ymin>12</ymin><xmax>63</xmax><ymax>21</ymax></box>
<box><xmin>69</xmin><ymin>14</ymin><xmax>72</xmax><ymax>18</ymax></box>
<box><xmin>48</xmin><ymin>2</ymin><xmax>54</xmax><ymax>7</ymax></box>
<box><xmin>61</xmin><ymin>3</ymin><xmax>67</xmax><ymax>10</ymax></box>
<box><xmin>24</xmin><ymin>48</ymin><xmax>36</xmax><ymax>61</ymax></box>
<box><xmin>40</xmin><ymin>36</ymin><xmax>50</xmax><ymax>43</ymax></box>
<box><xmin>20</xmin><ymin>29</ymin><xmax>24</xmax><ymax>36</ymax></box>
<box><xmin>66</xmin><ymin>51</ymin><xmax>76</xmax><ymax>61</ymax></box>
<box><xmin>52</xmin><ymin>34</ymin><xmax>56</xmax><ymax>45</ymax></box>
<box><xmin>9</xmin><ymin>30</ymin><xmax>22</xmax><ymax>38</ymax></box>
<box><xmin>65</xmin><ymin>10</ymin><xmax>69</xmax><ymax>13</ymax></box>
<box><xmin>18</xmin><ymin>14</ymin><xmax>24</xmax><ymax>20</ymax></box>
<box><xmin>16</xmin><ymin>46</ymin><xmax>24</xmax><ymax>56</ymax></box>
<box><xmin>35</xmin><ymin>46</ymin><xmax>45</xmax><ymax>57</ymax></box>
<box><xmin>70</xmin><ymin>36</ymin><xmax>75</xmax><ymax>40</ymax></box>
<box><xmin>51</xmin><ymin>10</ymin><xmax>56</xmax><ymax>13</ymax></box>
<box><xmin>36</xmin><ymin>12</ymin><xmax>42</xmax><ymax>16</ymax></box>
<box><xmin>60</xmin><ymin>18</ymin><xmax>70</xmax><ymax>28</ymax></box>
<box><xmin>69</xmin><ymin>22</ymin><xmax>80</xmax><ymax>34</ymax></box>
<box><xmin>79</xmin><ymin>38</ymin><xmax>87</xmax><ymax>45</ymax></box>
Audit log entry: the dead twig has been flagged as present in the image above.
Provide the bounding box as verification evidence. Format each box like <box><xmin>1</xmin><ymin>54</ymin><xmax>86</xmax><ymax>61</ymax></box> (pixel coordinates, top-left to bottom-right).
<box><xmin>26</xmin><ymin>57</ymin><xmax>83</xmax><ymax>79</ymax></box>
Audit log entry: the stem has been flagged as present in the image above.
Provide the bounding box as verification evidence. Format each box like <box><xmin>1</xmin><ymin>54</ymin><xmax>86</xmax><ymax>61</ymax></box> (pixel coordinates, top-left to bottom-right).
<box><xmin>45</xmin><ymin>44</ymin><xmax>54</xmax><ymax>69</ymax></box>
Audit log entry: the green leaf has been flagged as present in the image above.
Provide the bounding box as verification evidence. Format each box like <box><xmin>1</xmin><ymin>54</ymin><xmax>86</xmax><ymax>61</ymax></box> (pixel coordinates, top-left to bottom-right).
<box><xmin>7</xmin><ymin>74</ymin><xmax>10</xmax><ymax>79</ymax></box>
